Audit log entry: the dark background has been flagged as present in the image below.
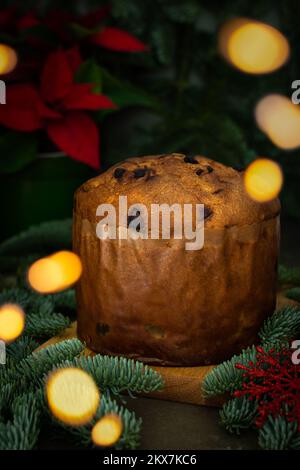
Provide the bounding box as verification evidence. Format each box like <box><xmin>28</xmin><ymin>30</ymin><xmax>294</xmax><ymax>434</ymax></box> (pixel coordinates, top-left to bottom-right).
<box><xmin>0</xmin><ymin>0</ymin><xmax>299</xmax><ymax>239</ymax></box>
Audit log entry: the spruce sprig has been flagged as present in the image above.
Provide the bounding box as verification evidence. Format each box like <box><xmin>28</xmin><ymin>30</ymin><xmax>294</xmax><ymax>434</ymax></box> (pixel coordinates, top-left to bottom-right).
<box><xmin>278</xmin><ymin>264</ymin><xmax>300</xmax><ymax>286</ymax></box>
<box><xmin>259</xmin><ymin>305</ymin><xmax>300</xmax><ymax>345</ymax></box>
<box><xmin>53</xmin><ymin>394</ymin><xmax>142</xmax><ymax>450</ymax></box>
<box><xmin>220</xmin><ymin>396</ymin><xmax>258</xmax><ymax>435</ymax></box>
<box><xmin>0</xmin><ymin>393</ymin><xmax>41</xmax><ymax>450</ymax></box>
<box><xmin>258</xmin><ymin>416</ymin><xmax>300</xmax><ymax>450</ymax></box>
<box><xmin>0</xmin><ymin>219</ymin><xmax>72</xmax><ymax>256</ymax></box>
<box><xmin>202</xmin><ymin>345</ymin><xmax>257</xmax><ymax>397</ymax></box>
<box><xmin>54</xmin><ymin>354</ymin><xmax>164</xmax><ymax>397</ymax></box>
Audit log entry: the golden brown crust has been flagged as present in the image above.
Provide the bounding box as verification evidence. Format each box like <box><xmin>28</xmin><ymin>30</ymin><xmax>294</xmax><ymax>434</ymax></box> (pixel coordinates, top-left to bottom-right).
<box><xmin>74</xmin><ymin>153</ymin><xmax>280</xmax><ymax>229</ymax></box>
<box><xmin>73</xmin><ymin>154</ymin><xmax>280</xmax><ymax>366</ymax></box>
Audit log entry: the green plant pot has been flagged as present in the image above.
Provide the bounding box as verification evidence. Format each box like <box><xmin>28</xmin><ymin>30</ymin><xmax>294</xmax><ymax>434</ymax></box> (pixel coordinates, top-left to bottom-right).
<box><xmin>0</xmin><ymin>154</ymin><xmax>95</xmax><ymax>241</ymax></box>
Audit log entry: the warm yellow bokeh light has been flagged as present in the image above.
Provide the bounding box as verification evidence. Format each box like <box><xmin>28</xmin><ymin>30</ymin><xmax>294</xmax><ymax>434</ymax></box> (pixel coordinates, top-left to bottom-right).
<box><xmin>0</xmin><ymin>44</ymin><xmax>18</xmax><ymax>75</ymax></box>
<box><xmin>91</xmin><ymin>414</ymin><xmax>123</xmax><ymax>447</ymax></box>
<box><xmin>0</xmin><ymin>303</ymin><xmax>25</xmax><ymax>342</ymax></box>
<box><xmin>27</xmin><ymin>251</ymin><xmax>82</xmax><ymax>294</ymax></box>
<box><xmin>46</xmin><ymin>368</ymin><xmax>100</xmax><ymax>426</ymax></box>
<box><xmin>219</xmin><ymin>18</ymin><xmax>289</xmax><ymax>74</ymax></box>
<box><xmin>244</xmin><ymin>158</ymin><xmax>283</xmax><ymax>202</ymax></box>
<box><xmin>255</xmin><ymin>94</ymin><xmax>300</xmax><ymax>150</ymax></box>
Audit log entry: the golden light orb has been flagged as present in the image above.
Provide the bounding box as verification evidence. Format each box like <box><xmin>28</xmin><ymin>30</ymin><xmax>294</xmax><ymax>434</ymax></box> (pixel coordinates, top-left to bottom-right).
<box><xmin>91</xmin><ymin>414</ymin><xmax>123</xmax><ymax>447</ymax></box>
<box><xmin>255</xmin><ymin>94</ymin><xmax>300</xmax><ymax>150</ymax></box>
<box><xmin>46</xmin><ymin>368</ymin><xmax>100</xmax><ymax>426</ymax></box>
<box><xmin>27</xmin><ymin>251</ymin><xmax>82</xmax><ymax>294</ymax></box>
<box><xmin>0</xmin><ymin>44</ymin><xmax>18</xmax><ymax>75</ymax></box>
<box><xmin>219</xmin><ymin>18</ymin><xmax>289</xmax><ymax>74</ymax></box>
<box><xmin>0</xmin><ymin>303</ymin><xmax>25</xmax><ymax>342</ymax></box>
<box><xmin>244</xmin><ymin>158</ymin><xmax>283</xmax><ymax>203</ymax></box>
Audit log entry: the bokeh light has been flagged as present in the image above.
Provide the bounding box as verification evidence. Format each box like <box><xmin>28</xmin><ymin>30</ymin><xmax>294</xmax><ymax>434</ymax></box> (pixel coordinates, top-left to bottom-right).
<box><xmin>0</xmin><ymin>44</ymin><xmax>18</xmax><ymax>75</ymax></box>
<box><xmin>91</xmin><ymin>414</ymin><xmax>123</xmax><ymax>447</ymax></box>
<box><xmin>46</xmin><ymin>368</ymin><xmax>100</xmax><ymax>426</ymax></box>
<box><xmin>219</xmin><ymin>18</ymin><xmax>289</xmax><ymax>74</ymax></box>
<box><xmin>255</xmin><ymin>94</ymin><xmax>300</xmax><ymax>150</ymax></box>
<box><xmin>244</xmin><ymin>158</ymin><xmax>283</xmax><ymax>203</ymax></box>
<box><xmin>27</xmin><ymin>251</ymin><xmax>82</xmax><ymax>294</ymax></box>
<box><xmin>0</xmin><ymin>303</ymin><xmax>25</xmax><ymax>342</ymax></box>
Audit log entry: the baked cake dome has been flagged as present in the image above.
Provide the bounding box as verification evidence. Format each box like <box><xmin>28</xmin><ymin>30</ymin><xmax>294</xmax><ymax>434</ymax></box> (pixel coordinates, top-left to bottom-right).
<box><xmin>73</xmin><ymin>154</ymin><xmax>280</xmax><ymax>366</ymax></box>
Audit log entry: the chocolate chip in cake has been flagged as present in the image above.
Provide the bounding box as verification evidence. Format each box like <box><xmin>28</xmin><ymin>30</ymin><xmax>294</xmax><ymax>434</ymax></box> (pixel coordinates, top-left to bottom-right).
<box><xmin>196</xmin><ymin>168</ymin><xmax>204</xmax><ymax>176</ymax></box>
<box><xmin>134</xmin><ymin>167</ymin><xmax>148</xmax><ymax>178</ymax></box>
<box><xmin>213</xmin><ymin>188</ymin><xmax>223</xmax><ymax>194</ymax></box>
<box><xmin>114</xmin><ymin>168</ymin><xmax>126</xmax><ymax>179</ymax></box>
<box><xmin>184</xmin><ymin>156</ymin><xmax>198</xmax><ymax>164</ymax></box>
<box><xmin>96</xmin><ymin>323</ymin><xmax>110</xmax><ymax>336</ymax></box>
<box><xmin>206</xmin><ymin>165</ymin><xmax>213</xmax><ymax>173</ymax></box>
<box><xmin>204</xmin><ymin>206</ymin><xmax>213</xmax><ymax>219</ymax></box>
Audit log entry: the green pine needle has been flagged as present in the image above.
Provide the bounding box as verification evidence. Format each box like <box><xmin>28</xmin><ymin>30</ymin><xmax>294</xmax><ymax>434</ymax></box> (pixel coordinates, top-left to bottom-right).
<box><xmin>0</xmin><ymin>393</ymin><xmax>41</xmax><ymax>450</ymax></box>
<box><xmin>1</xmin><ymin>339</ymin><xmax>84</xmax><ymax>392</ymax></box>
<box><xmin>285</xmin><ymin>287</ymin><xmax>300</xmax><ymax>303</ymax></box>
<box><xmin>278</xmin><ymin>264</ymin><xmax>300</xmax><ymax>286</ymax></box>
<box><xmin>6</xmin><ymin>337</ymin><xmax>39</xmax><ymax>361</ymax></box>
<box><xmin>220</xmin><ymin>396</ymin><xmax>258</xmax><ymax>435</ymax></box>
<box><xmin>54</xmin><ymin>354</ymin><xmax>164</xmax><ymax>396</ymax></box>
<box><xmin>259</xmin><ymin>305</ymin><xmax>300</xmax><ymax>345</ymax></box>
<box><xmin>54</xmin><ymin>394</ymin><xmax>142</xmax><ymax>450</ymax></box>
<box><xmin>258</xmin><ymin>416</ymin><xmax>299</xmax><ymax>450</ymax></box>
<box><xmin>0</xmin><ymin>219</ymin><xmax>72</xmax><ymax>256</ymax></box>
<box><xmin>202</xmin><ymin>345</ymin><xmax>257</xmax><ymax>397</ymax></box>
<box><xmin>24</xmin><ymin>311</ymin><xmax>71</xmax><ymax>338</ymax></box>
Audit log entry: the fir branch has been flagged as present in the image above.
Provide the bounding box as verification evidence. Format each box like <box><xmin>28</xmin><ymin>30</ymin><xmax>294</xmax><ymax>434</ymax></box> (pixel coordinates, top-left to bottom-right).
<box><xmin>285</xmin><ymin>287</ymin><xmax>300</xmax><ymax>303</ymax></box>
<box><xmin>24</xmin><ymin>311</ymin><xmax>71</xmax><ymax>339</ymax></box>
<box><xmin>0</xmin><ymin>219</ymin><xmax>72</xmax><ymax>256</ymax></box>
<box><xmin>258</xmin><ymin>416</ymin><xmax>299</xmax><ymax>450</ymax></box>
<box><xmin>49</xmin><ymin>289</ymin><xmax>76</xmax><ymax>312</ymax></box>
<box><xmin>0</xmin><ymin>287</ymin><xmax>32</xmax><ymax>309</ymax></box>
<box><xmin>1</xmin><ymin>339</ymin><xmax>84</xmax><ymax>393</ymax></box>
<box><xmin>55</xmin><ymin>354</ymin><xmax>164</xmax><ymax>396</ymax></box>
<box><xmin>202</xmin><ymin>346</ymin><xmax>257</xmax><ymax>397</ymax></box>
<box><xmin>0</xmin><ymin>392</ymin><xmax>41</xmax><ymax>450</ymax></box>
<box><xmin>6</xmin><ymin>336</ymin><xmax>39</xmax><ymax>362</ymax></box>
<box><xmin>220</xmin><ymin>396</ymin><xmax>258</xmax><ymax>435</ymax></box>
<box><xmin>278</xmin><ymin>264</ymin><xmax>300</xmax><ymax>286</ymax></box>
<box><xmin>259</xmin><ymin>306</ymin><xmax>300</xmax><ymax>345</ymax></box>
<box><xmin>53</xmin><ymin>394</ymin><xmax>142</xmax><ymax>450</ymax></box>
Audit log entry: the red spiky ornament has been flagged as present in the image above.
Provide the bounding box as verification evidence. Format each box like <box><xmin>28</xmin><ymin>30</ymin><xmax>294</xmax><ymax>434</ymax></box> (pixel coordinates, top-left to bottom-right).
<box><xmin>235</xmin><ymin>346</ymin><xmax>300</xmax><ymax>430</ymax></box>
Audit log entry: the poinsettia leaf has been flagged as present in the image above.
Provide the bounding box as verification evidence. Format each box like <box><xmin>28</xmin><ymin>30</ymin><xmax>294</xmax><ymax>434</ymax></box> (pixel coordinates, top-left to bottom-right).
<box><xmin>46</xmin><ymin>111</ymin><xmax>100</xmax><ymax>168</ymax></box>
<box><xmin>0</xmin><ymin>84</ymin><xmax>43</xmax><ymax>131</ymax></box>
<box><xmin>100</xmin><ymin>67</ymin><xmax>160</xmax><ymax>110</ymax></box>
<box><xmin>40</xmin><ymin>50</ymin><xmax>73</xmax><ymax>104</ymax></box>
<box><xmin>90</xmin><ymin>26</ymin><xmax>148</xmax><ymax>52</ymax></box>
<box><xmin>70</xmin><ymin>23</ymin><xmax>100</xmax><ymax>39</ymax></box>
<box><xmin>75</xmin><ymin>59</ymin><xmax>102</xmax><ymax>93</ymax></box>
<box><xmin>63</xmin><ymin>84</ymin><xmax>116</xmax><ymax>110</ymax></box>
<box><xmin>0</xmin><ymin>131</ymin><xmax>37</xmax><ymax>174</ymax></box>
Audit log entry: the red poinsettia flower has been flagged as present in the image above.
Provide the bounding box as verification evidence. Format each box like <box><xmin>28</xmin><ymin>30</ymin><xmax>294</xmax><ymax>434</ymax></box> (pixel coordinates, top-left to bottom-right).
<box><xmin>43</xmin><ymin>6</ymin><xmax>148</xmax><ymax>53</ymax></box>
<box><xmin>0</xmin><ymin>48</ymin><xmax>117</xmax><ymax>168</ymax></box>
<box><xmin>0</xmin><ymin>6</ymin><xmax>39</xmax><ymax>34</ymax></box>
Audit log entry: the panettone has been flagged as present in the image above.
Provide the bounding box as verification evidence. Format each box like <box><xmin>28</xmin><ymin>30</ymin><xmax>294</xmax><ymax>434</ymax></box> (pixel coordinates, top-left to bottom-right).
<box><xmin>73</xmin><ymin>154</ymin><xmax>280</xmax><ymax>366</ymax></box>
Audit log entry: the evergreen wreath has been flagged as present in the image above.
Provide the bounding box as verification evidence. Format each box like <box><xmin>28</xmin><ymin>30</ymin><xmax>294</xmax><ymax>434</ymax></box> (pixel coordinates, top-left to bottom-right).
<box><xmin>0</xmin><ymin>219</ymin><xmax>163</xmax><ymax>450</ymax></box>
<box><xmin>202</xmin><ymin>267</ymin><xmax>300</xmax><ymax>450</ymax></box>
